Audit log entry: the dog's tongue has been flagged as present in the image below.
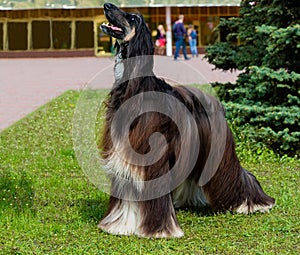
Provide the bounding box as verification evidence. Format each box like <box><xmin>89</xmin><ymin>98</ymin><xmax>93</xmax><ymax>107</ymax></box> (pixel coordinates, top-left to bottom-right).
<box><xmin>109</xmin><ymin>25</ymin><xmax>122</xmax><ymax>31</ymax></box>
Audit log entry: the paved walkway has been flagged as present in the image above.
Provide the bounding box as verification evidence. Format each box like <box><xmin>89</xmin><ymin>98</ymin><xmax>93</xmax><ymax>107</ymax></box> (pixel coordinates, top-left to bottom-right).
<box><xmin>0</xmin><ymin>55</ymin><xmax>239</xmax><ymax>131</ymax></box>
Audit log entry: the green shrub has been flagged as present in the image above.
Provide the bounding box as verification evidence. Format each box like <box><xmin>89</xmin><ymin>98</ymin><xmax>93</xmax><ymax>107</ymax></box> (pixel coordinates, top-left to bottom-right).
<box><xmin>216</xmin><ymin>66</ymin><xmax>300</xmax><ymax>156</ymax></box>
<box><xmin>206</xmin><ymin>0</ymin><xmax>300</xmax><ymax>155</ymax></box>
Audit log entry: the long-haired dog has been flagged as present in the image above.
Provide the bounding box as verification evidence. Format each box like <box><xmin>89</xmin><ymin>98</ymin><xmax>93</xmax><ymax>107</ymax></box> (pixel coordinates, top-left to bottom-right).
<box><xmin>98</xmin><ymin>3</ymin><xmax>275</xmax><ymax>238</ymax></box>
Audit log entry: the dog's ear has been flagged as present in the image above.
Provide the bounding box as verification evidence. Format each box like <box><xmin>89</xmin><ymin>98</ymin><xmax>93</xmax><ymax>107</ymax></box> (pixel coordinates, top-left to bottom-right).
<box><xmin>127</xmin><ymin>15</ymin><xmax>154</xmax><ymax>57</ymax></box>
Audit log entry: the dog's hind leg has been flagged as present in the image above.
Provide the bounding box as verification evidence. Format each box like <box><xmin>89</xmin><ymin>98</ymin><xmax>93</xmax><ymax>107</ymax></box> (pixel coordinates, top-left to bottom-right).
<box><xmin>202</xmin><ymin>127</ymin><xmax>275</xmax><ymax>214</ymax></box>
<box><xmin>233</xmin><ymin>168</ymin><xmax>275</xmax><ymax>214</ymax></box>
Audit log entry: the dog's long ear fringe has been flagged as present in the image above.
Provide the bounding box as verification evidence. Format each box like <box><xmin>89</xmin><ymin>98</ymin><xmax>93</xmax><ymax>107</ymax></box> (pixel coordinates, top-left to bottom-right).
<box><xmin>114</xmin><ymin>41</ymin><xmax>120</xmax><ymax>53</ymax></box>
<box><xmin>127</xmin><ymin>16</ymin><xmax>154</xmax><ymax>57</ymax></box>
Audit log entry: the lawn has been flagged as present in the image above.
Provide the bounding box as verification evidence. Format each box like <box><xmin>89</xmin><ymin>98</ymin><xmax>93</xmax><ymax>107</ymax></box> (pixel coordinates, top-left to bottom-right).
<box><xmin>0</xmin><ymin>90</ymin><xmax>299</xmax><ymax>254</ymax></box>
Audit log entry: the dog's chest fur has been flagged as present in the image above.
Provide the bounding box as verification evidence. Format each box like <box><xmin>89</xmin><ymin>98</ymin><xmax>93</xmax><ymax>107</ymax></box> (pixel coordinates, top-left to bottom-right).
<box><xmin>114</xmin><ymin>51</ymin><xmax>125</xmax><ymax>82</ymax></box>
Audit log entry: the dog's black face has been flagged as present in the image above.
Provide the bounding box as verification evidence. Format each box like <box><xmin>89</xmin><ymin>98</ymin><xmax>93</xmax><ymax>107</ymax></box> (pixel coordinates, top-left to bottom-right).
<box><xmin>100</xmin><ymin>3</ymin><xmax>154</xmax><ymax>58</ymax></box>
<box><xmin>101</xmin><ymin>3</ymin><xmax>142</xmax><ymax>41</ymax></box>
<box><xmin>100</xmin><ymin>2</ymin><xmax>155</xmax><ymax>81</ymax></box>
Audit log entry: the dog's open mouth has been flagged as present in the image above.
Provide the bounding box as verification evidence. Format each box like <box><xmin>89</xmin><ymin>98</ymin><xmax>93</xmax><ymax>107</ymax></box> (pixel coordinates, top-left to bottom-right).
<box><xmin>100</xmin><ymin>3</ymin><xmax>132</xmax><ymax>40</ymax></box>
<box><xmin>101</xmin><ymin>23</ymin><xmax>123</xmax><ymax>33</ymax></box>
<box><xmin>101</xmin><ymin>21</ymin><xmax>125</xmax><ymax>39</ymax></box>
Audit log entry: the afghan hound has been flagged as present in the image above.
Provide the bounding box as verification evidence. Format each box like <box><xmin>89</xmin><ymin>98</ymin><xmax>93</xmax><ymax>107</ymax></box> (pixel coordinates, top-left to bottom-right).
<box><xmin>98</xmin><ymin>2</ymin><xmax>275</xmax><ymax>238</ymax></box>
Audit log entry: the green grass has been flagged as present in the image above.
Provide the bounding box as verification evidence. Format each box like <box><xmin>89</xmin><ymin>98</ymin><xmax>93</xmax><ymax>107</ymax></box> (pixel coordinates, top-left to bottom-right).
<box><xmin>0</xmin><ymin>90</ymin><xmax>299</xmax><ymax>255</ymax></box>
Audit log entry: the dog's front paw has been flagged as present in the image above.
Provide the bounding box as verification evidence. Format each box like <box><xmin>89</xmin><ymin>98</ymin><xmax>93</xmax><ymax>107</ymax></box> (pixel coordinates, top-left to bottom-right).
<box><xmin>153</xmin><ymin>228</ymin><xmax>184</xmax><ymax>238</ymax></box>
<box><xmin>98</xmin><ymin>221</ymin><xmax>139</xmax><ymax>236</ymax></box>
<box><xmin>99</xmin><ymin>220</ymin><xmax>184</xmax><ymax>238</ymax></box>
<box><xmin>138</xmin><ymin>216</ymin><xmax>185</xmax><ymax>238</ymax></box>
<box><xmin>98</xmin><ymin>200</ymin><xmax>141</xmax><ymax>236</ymax></box>
<box><xmin>139</xmin><ymin>226</ymin><xmax>184</xmax><ymax>238</ymax></box>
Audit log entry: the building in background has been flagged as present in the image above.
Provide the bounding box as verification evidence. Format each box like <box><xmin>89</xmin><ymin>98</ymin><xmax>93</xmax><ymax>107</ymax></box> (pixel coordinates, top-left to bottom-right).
<box><xmin>0</xmin><ymin>0</ymin><xmax>240</xmax><ymax>57</ymax></box>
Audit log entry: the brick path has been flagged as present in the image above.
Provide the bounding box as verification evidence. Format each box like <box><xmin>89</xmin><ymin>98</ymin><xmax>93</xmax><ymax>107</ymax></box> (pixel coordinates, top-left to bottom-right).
<box><xmin>0</xmin><ymin>55</ymin><xmax>239</xmax><ymax>131</ymax></box>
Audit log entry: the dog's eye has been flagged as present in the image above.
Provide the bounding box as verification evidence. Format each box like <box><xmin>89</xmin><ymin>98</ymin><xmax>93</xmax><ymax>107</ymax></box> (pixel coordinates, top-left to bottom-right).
<box><xmin>131</xmin><ymin>17</ymin><xmax>135</xmax><ymax>21</ymax></box>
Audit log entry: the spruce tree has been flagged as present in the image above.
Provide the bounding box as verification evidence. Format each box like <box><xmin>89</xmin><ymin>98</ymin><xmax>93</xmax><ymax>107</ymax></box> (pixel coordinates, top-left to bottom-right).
<box><xmin>205</xmin><ymin>0</ymin><xmax>300</xmax><ymax>156</ymax></box>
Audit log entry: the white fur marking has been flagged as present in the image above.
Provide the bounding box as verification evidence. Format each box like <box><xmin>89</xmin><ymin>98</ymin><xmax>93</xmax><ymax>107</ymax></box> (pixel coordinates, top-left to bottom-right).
<box><xmin>99</xmin><ymin>201</ymin><xmax>141</xmax><ymax>236</ymax></box>
<box><xmin>235</xmin><ymin>200</ymin><xmax>275</xmax><ymax>214</ymax></box>
<box><xmin>124</xmin><ymin>27</ymin><xmax>136</xmax><ymax>41</ymax></box>
<box><xmin>172</xmin><ymin>179</ymin><xmax>208</xmax><ymax>208</ymax></box>
<box><xmin>99</xmin><ymin>200</ymin><xmax>184</xmax><ymax>238</ymax></box>
<box><xmin>114</xmin><ymin>52</ymin><xmax>124</xmax><ymax>81</ymax></box>
<box><xmin>104</xmin><ymin>148</ymin><xmax>144</xmax><ymax>192</ymax></box>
